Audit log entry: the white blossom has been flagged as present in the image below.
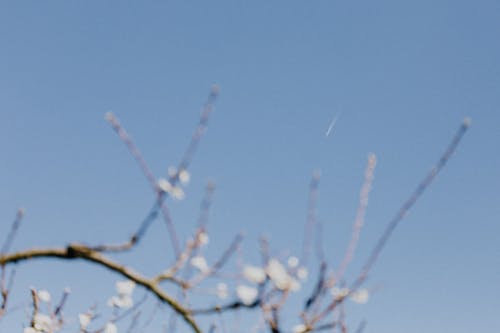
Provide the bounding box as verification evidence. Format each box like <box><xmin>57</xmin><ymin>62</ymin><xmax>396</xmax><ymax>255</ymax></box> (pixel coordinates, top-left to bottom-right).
<box><xmin>171</xmin><ymin>186</ymin><xmax>185</xmax><ymax>200</ymax></box>
<box><xmin>216</xmin><ymin>283</ymin><xmax>228</xmax><ymax>299</ymax></box>
<box><xmin>158</xmin><ymin>178</ymin><xmax>173</xmax><ymax>193</ymax></box>
<box><xmin>297</xmin><ymin>267</ymin><xmax>308</xmax><ymax>281</ymax></box>
<box><xmin>190</xmin><ymin>256</ymin><xmax>209</xmax><ymax>273</ymax></box>
<box><xmin>287</xmin><ymin>256</ymin><xmax>299</xmax><ymax>268</ymax></box>
<box><xmin>236</xmin><ymin>285</ymin><xmax>258</xmax><ymax>305</ymax></box>
<box><xmin>266</xmin><ymin>259</ymin><xmax>300</xmax><ymax>291</ymax></box>
<box><xmin>104</xmin><ymin>322</ymin><xmax>117</xmax><ymax>333</ymax></box>
<box><xmin>243</xmin><ymin>265</ymin><xmax>266</xmax><ymax>284</ymax></box>
<box><xmin>108</xmin><ymin>280</ymin><xmax>135</xmax><ymax>309</ymax></box>
<box><xmin>198</xmin><ymin>231</ymin><xmax>209</xmax><ymax>246</ymax></box>
<box><xmin>104</xmin><ymin>112</ymin><xmax>115</xmax><ymax>122</ymax></box>
<box><xmin>79</xmin><ymin>313</ymin><xmax>92</xmax><ymax>330</ymax></box>
<box><xmin>116</xmin><ymin>280</ymin><xmax>135</xmax><ymax>296</ymax></box>
<box><xmin>37</xmin><ymin>290</ymin><xmax>51</xmax><ymax>303</ymax></box>
<box><xmin>33</xmin><ymin>313</ymin><xmax>52</xmax><ymax>332</ymax></box>
<box><xmin>179</xmin><ymin>169</ymin><xmax>190</xmax><ymax>184</ymax></box>
<box><xmin>292</xmin><ymin>324</ymin><xmax>307</xmax><ymax>333</ymax></box>
<box><xmin>23</xmin><ymin>328</ymin><xmax>36</xmax><ymax>333</ymax></box>
<box><xmin>331</xmin><ymin>287</ymin><xmax>350</xmax><ymax>300</ymax></box>
<box><xmin>108</xmin><ymin>295</ymin><xmax>133</xmax><ymax>308</ymax></box>
<box><xmin>350</xmin><ymin>288</ymin><xmax>369</xmax><ymax>304</ymax></box>
<box><xmin>158</xmin><ymin>178</ymin><xmax>186</xmax><ymax>200</ymax></box>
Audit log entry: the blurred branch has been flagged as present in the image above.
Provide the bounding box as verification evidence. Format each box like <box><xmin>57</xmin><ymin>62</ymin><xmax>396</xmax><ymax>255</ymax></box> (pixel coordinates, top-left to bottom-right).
<box><xmin>312</xmin><ymin>118</ymin><xmax>471</xmax><ymax>325</ymax></box>
<box><xmin>105</xmin><ymin>112</ymin><xmax>180</xmax><ymax>257</ymax></box>
<box><xmin>352</xmin><ymin>118</ymin><xmax>470</xmax><ymax>290</ymax></box>
<box><xmin>0</xmin><ymin>208</ymin><xmax>25</xmax><ymax>256</ymax></box>
<box><xmin>335</xmin><ymin>153</ymin><xmax>377</xmax><ymax>282</ymax></box>
<box><xmin>0</xmin><ymin>245</ymin><xmax>201</xmax><ymax>333</ymax></box>
<box><xmin>301</xmin><ymin>170</ymin><xmax>321</xmax><ymax>267</ymax></box>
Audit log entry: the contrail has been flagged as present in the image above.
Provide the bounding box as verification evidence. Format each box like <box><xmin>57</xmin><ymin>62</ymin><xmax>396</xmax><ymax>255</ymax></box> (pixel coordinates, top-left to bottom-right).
<box><xmin>325</xmin><ymin>113</ymin><xmax>340</xmax><ymax>137</ymax></box>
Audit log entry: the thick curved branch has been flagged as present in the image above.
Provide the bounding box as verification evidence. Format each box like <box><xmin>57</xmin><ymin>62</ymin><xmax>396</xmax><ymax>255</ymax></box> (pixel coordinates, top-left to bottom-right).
<box><xmin>0</xmin><ymin>245</ymin><xmax>201</xmax><ymax>333</ymax></box>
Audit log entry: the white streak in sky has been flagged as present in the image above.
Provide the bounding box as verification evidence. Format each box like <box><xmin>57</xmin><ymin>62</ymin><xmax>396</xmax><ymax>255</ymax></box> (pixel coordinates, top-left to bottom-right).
<box><xmin>325</xmin><ymin>113</ymin><xmax>340</xmax><ymax>137</ymax></box>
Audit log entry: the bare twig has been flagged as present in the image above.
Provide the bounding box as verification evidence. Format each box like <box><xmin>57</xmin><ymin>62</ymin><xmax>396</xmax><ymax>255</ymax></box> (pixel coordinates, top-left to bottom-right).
<box><xmin>1</xmin><ymin>208</ymin><xmax>25</xmax><ymax>256</ymax></box>
<box><xmin>351</xmin><ymin>118</ymin><xmax>470</xmax><ymax>290</ymax></box>
<box><xmin>174</xmin><ymin>85</ymin><xmax>219</xmax><ymax>175</ymax></box>
<box><xmin>335</xmin><ymin>153</ymin><xmax>377</xmax><ymax>282</ymax></box>
<box><xmin>304</xmin><ymin>262</ymin><xmax>327</xmax><ymax>312</ymax></box>
<box><xmin>302</xmin><ymin>170</ymin><xmax>321</xmax><ymax>267</ymax></box>
<box><xmin>354</xmin><ymin>320</ymin><xmax>367</xmax><ymax>333</ymax></box>
<box><xmin>104</xmin><ymin>112</ymin><xmax>180</xmax><ymax>258</ymax></box>
<box><xmin>29</xmin><ymin>288</ymin><xmax>39</xmax><ymax>329</ymax></box>
<box><xmin>189</xmin><ymin>234</ymin><xmax>244</xmax><ymax>286</ymax></box>
<box><xmin>312</xmin><ymin>118</ymin><xmax>470</xmax><ymax>325</ymax></box>
<box><xmin>53</xmin><ymin>288</ymin><xmax>70</xmax><ymax>316</ymax></box>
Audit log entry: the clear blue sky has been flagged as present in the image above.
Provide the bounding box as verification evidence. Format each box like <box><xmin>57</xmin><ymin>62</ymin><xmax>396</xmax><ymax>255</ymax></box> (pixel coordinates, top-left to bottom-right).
<box><xmin>1</xmin><ymin>1</ymin><xmax>499</xmax><ymax>332</ymax></box>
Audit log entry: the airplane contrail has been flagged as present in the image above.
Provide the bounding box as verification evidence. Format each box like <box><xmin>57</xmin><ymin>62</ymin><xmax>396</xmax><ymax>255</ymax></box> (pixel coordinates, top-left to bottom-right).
<box><xmin>325</xmin><ymin>113</ymin><xmax>340</xmax><ymax>137</ymax></box>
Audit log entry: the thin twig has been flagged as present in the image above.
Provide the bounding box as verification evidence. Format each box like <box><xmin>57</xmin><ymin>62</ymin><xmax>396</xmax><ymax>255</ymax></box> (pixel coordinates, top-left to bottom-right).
<box><xmin>174</xmin><ymin>85</ymin><xmax>219</xmax><ymax>174</ymax></box>
<box><xmin>54</xmin><ymin>288</ymin><xmax>70</xmax><ymax>316</ymax></box>
<box><xmin>302</xmin><ymin>170</ymin><xmax>321</xmax><ymax>267</ymax></box>
<box><xmin>312</xmin><ymin>118</ymin><xmax>470</xmax><ymax>325</ymax></box>
<box><xmin>105</xmin><ymin>112</ymin><xmax>180</xmax><ymax>258</ymax></box>
<box><xmin>189</xmin><ymin>234</ymin><xmax>244</xmax><ymax>286</ymax></box>
<box><xmin>335</xmin><ymin>153</ymin><xmax>376</xmax><ymax>282</ymax></box>
<box><xmin>304</xmin><ymin>262</ymin><xmax>327</xmax><ymax>312</ymax></box>
<box><xmin>351</xmin><ymin>118</ymin><xmax>470</xmax><ymax>290</ymax></box>
<box><xmin>1</xmin><ymin>208</ymin><xmax>25</xmax><ymax>256</ymax></box>
<box><xmin>354</xmin><ymin>320</ymin><xmax>367</xmax><ymax>333</ymax></box>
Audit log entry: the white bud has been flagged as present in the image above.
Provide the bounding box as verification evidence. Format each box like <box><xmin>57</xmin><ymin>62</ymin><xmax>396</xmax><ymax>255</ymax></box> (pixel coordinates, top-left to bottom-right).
<box><xmin>38</xmin><ymin>290</ymin><xmax>51</xmax><ymax>303</ymax></box>
<box><xmin>243</xmin><ymin>265</ymin><xmax>266</xmax><ymax>284</ymax></box>
<box><xmin>191</xmin><ymin>256</ymin><xmax>209</xmax><ymax>273</ymax></box>
<box><xmin>179</xmin><ymin>169</ymin><xmax>190</xmax><ymax>184</ymax></box>
<box><xmin>216</xmin><ymin>283</ymin><xmax>228</xmax><ymax>299</ymax></box>
<box><xmin>236</xmin><ymin>285</ymin><xmax>258</xmax><ymax>305</ymax></box>
<box><xmin>104</xmin><ymin>322</ymin><xmax>117</xmax><ymax>333</ymax></box>
<box><xmin>287</xmin><ymin>256</ymin><xmax>299</xmax><ymax>268</ymax></box>
<box><xmin>350</xmin><ymin>288</ymin><xmax>369</xmax><ymax>304</ymax></box>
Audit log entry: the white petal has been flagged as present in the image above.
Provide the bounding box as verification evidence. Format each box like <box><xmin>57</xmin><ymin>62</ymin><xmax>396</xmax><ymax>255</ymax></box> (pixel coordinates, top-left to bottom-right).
<box><xmin>23</xmin><ymin>328</ymin><xmax>36</xmax><ymax>333</ymax></box>
<box><xmin>266</xmin><ymin>259</ymin><xmax>295</xmax><ymax>290</ymax></box>
<box><xmin>172</xmin><ymin>186</ymin><xmax>186</xmax><ymax>200</ymax></box>
<box><xmin>243</xmin><ymin>265</ymin><xmax>266</xmax><ymax>284</ymax></box>
<box><xmin>38</xmin><ymin>290</ymin><xmax>51</xmax><ymax>303</ymax></box>
<box><xmin>297</xmin><ymin>267</ymin><xmax>308</xmax><ymax>281</ymax></box>
<box><xmin>350</xmin><ymin>289</ymin><xmax>369</xmax><ymax>304</ymax></box>
<box><xmin>104</xmin><ymin>322</ymin><xmax>118</xmax><ymax>333</ymax></box>
<box><xmin>331</xmin><ymin>287</ymin><xmax>350</xmax><ymax>299</ymax></box>
<box><xmin>79</xmin><ymin>313</ymin><xmax>92</xmax><ymax>329</ymax></box>
<box><xmin>107</xmin><ymin>295</ymin><xmax>133</xmax><ymax>309</ymax></box>
<box><xmin>198</xmin><ymin>231</ymin><xmax>209</xmax><ymax>246</ymax></box>
<box><xmin>33</xmin><ymin>313</ymin><xmax>52</xmax><ymax>331</ymax></box>
<box><xmin>115</xmin><ymin>280</ymin><xmax>135</xmax><ymax>296</ymax></box>
<box><xmin>179</xmin><ymin>169</ymin><xmax>190</xmax><ymax>184</ymax></box>
<box><xmin>287</xmin><ymin>256</ymin><xmax>299</xmax><ymax>268</ymax></box>
<box><xmin>216</xmin><ymin>283</ymin><xmax>228</xmax><ymax>299</ymax></box>
<box><xmin>158</xmin><ymin>178</ymin><xmax>172</xmax><ymax>193</ymax></box>
<box><xmin>236</xmin><ymin>285</ymin><xmax>258</xmax><ymax>305</ymax></box>
<box><xmin>190</xmin><ymin>256</ymin><xmax>209</xmax><ymax>273</ymax></box>
<box><xmin>292</xmin><ymin>324</ymin><xmax>307</xmax><ymax>333</ymax></box>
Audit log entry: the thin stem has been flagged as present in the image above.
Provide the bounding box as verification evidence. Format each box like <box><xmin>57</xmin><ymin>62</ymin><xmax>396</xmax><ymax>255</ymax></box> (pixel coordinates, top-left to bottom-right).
<box><xmin>352</xmin><ymin>118</ymin><xmax>470</xmax><ymax>290</ymax></box>
<box><xmin>335</xmin><ymin>153</ymin><xmax>376</xmax><ymax>282</ymax></box>
<box><xmin>302</xmin><ymin>170</ymin><xmax>321</xmax><ymax>266</ymax></box>
<box><xmin>1</xmin><ymin>208</ymin><xmax>25</xmax><ymax>255</ymax></box>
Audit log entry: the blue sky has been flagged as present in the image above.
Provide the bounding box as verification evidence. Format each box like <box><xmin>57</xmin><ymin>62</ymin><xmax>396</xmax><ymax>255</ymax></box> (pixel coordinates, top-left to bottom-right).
<box><xmin>1</xmin><ymin>1</ymin><xmax>499</xmax><ymax>332</ymax></box>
